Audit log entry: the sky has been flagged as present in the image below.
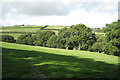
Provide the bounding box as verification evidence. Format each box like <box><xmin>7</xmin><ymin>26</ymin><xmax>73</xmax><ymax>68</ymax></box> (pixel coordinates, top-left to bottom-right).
<box><xmin>0</xmin><ymin>0</ymin><xmax>119</xmax><ymax>28</ymax></box>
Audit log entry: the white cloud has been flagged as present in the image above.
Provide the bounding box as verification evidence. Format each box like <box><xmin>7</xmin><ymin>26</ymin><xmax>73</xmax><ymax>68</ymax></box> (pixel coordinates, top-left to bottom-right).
<box><xmin>0</xmin><ymin>1</ymin><xmax>118</xmax><ymax>27</ymax></box>
<box><xmin>13</xmin><ymin>10</ymin><xmax>117</xmax><ymax>28</ymax></box>
<box><xmin>0</xmin><ymin>0</ymin><xmax>119</xmax><ymax>2</ymax></box>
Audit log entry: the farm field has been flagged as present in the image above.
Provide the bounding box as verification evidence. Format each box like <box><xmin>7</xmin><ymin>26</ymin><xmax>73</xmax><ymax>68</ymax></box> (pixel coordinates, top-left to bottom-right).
<box><xmin>0</xmin><ymin>25</ymin><xmax>67</xmax><ymax>38</ymax></box>
<box><xmin>44</xmin><ymin>25</ymin><xmax>69</xmax><ymax>29</ymax></box>
<box><xmin>2</xmin><ymin>42</ymin><xmax>119</xmax><ymax>78</ymax></box>
<box><xmin>0</xmin><ymin>25</ymin><xmax>104</xmax><ymax>40</ymax></box>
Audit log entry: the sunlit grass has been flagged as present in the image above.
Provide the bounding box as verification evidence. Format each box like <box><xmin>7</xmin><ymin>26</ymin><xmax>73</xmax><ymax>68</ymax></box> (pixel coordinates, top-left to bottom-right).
<box><xmin>44</xmin><ymin>26</ymin><xmax>69</xmax><ymax>29</ymax></box>
<box><xmin>2</xmin><ymin>42</ymin><xmax>119</xmax><ymax>78</ymax></box>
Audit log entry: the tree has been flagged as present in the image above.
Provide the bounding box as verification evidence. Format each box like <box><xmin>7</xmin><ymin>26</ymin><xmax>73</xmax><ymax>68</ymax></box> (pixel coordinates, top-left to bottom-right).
<box><xmin>57</xmin><ymin>23</ymin><xmax>96</xmax><ymax>50</ymax></box>
<box><xmin>100</xmin><ymin>42</ymin><xmax>119</xmax><ymax>56</ymax></box>
<box><xmin>34</xmin><ymin>31</ymin><xmax>55</xmax><ymax>46</ymax></box>
<box><xmin>47</xmin><ymin>35</ymin><xmax>57</xmax><ymax>48</ymax></box>
<box><xmin>95</xmin><ymin>20</ymin><xmax>120</xmax><ymax>56</ymax></box>
<box><xmin>97</xmin><ymin>35</ymin><xmax>106</xmax><ymax>43</ymax></box>
<box><xmin>90</xmin><ymin>42</ymin><xmax>101</xmax><ymax>52</ymax></box>
<box><xmin>2</xmin><ymin>35</ymin><xmax>16</xmax><ymax>43</ymax></box>
<box><xmin>16</xmin><ymin>33</ymin><xmax>32</xmax><ymax>45</ymax></box>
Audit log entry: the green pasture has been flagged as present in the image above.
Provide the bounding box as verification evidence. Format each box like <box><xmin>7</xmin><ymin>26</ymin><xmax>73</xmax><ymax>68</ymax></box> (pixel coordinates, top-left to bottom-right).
<box><xmin>44</xmin><ymin>26</ymin><xmax>69</xmax><ymax>29</ymax></box>
<box><xmin>1</xmin><ymin>28</ymin><xmax>41</xmax><ymax>33</ymax></box>
<box><xmin>0</xmin><ymin>25</ymin><xmax>44</xmax><ymax>28</ymax></box>
<box><xmin>2</xmin><ymin>42</ymin><xmax>119</xmax><ymax>78</ymax></box>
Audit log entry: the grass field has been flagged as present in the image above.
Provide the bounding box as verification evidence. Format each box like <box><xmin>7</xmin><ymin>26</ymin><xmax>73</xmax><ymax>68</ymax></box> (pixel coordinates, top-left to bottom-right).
<box><xmin>2</xmin><ymin>42</ymin><xmax>119</xmax><ymax>78</ymax></box>
<box><xmin>44</xmin><ymin>26</ymin><xmax>69</xmax><ymax>29</ymax></box>
<box><xmin>1</xmin><ymin>28</ymin><xmax>41</xmax><ymax>33</ymax></box>
<box><xmin>0</xmin><ymin>25</ymin><xmax>63</xmax><ymax>39</ymax></box>
<box><xmin>0</xmin><ymin>25</ymin><xmax>44</xmax><ymax>28</ymax></box>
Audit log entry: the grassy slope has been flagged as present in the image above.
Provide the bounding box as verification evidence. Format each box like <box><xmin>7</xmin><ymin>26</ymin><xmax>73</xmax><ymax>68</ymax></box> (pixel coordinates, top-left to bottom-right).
<box><xmin>2</xmin><ymin>42</ymin><xmax>118</xmax><ymax>78</ymax></box>
<box><xmin>0</xmin><ymin>25</ymin><xmax>64</xmax><ymax>39</ymax></box>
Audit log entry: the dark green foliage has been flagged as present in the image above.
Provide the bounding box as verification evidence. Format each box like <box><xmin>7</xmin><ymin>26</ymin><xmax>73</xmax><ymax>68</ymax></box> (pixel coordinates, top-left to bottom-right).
<box><xmin>95</xmin><ymin>34</ymin><xmax>104</xmax><ymax>39</ymax></box>
<box><xmin>27</xmin><ymin>35</ymin><xmax>36</xmax><ymax>45</ymax></box>
<box><xmin>97</xmin><ymin>35</ymin><xmax>106</xmax><ymax>43</ymax></box>
<box><xmin>16</xmin><ymin>31</ymin><xmax>55</xmax><ymax>47</ymax></box>
<box><xmin>34</xmin><ymin>31</ymin><xmax>55</xmax><ymax>46</ymax></box>
<box><xmin>57</xmin><ymin>23</ymin><xmax>96</xmax><ymax>50</ymax></box>
<box><xmin>2</xmin><ymin>35</ymin><xmax>16</xmax><ymax>43</ymax></box>
<box><xmin>103</xmin><ymin>20</ymin><xmax>119</xmax><ymax>33</ymax></box>
<box><xmin>92</xmin><ymin>20</ymin><xmax>120</xmax><ymax>56</ymax></box>
<box><xmin>100</xmin><ymin>42</ymin><xmax>119</xmax><ymax>56</ymax></box>
<box><xmin>47</xmin><ymin>35</ymin><xmax>57</xmax><ymax>48</ymax></box>
<box><xmin>16</xmin><ymin>33</ymin><xmax>33</xmax><ymax>45</ymax></box>
<box><xmin>90</xmin><ymin>42</ymin><xmax>101</xmax><ymax>52</ymax></box>
<box><xmin>103</xmin><ymin>20</ymin><xmax>120</xmax><ymax>56</ymax></box>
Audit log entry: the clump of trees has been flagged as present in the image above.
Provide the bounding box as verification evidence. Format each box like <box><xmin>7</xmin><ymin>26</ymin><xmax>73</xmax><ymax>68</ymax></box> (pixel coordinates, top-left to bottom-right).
<box><xmin>56</xmin><ymin>24</ymin><xmax>96</xmax><ymax>50</ymax></box>
<box><xmin>15</xmin><ymin>23</ymin><xmax>96</xmax><ymax>50</ymax></box>
<box><xmin>33</xmin><ymin>31</ymin><xmax>55</xmax><ymax>46</ymax></box>
<box><xmin>16</xmin><ymin>31</ymin><xmax>55</xmax><ymax>47</ymax></box>
<box><xmin>16</xmin><ymin>33</ymin><xmax>35</xmax><ymax>45</ymax></box>
<box><xmin>47</xmin><ymin>35</ymin><xmax>57</xmax><ymax>48</ymax></box>
<box><xmin>90</xmin><ymin>20</ymin><xmax>120</xmax><ymax>56</ymax></box>
<box><xmin>2</xmin><ymin>35</ymin><xmax>16</xmax><ymax>43</ymax></box>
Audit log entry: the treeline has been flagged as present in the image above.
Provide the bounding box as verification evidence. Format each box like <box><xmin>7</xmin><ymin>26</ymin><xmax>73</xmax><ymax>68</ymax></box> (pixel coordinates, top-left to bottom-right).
<box><xmin>1</xmin><ymin>21</ymin><xmax>120</xmax><ymax>56</ymax></box>
<box><xmin>91</xmin><ymin>28</ymin><xmax>104</xmax><ymax>32</ymax></box>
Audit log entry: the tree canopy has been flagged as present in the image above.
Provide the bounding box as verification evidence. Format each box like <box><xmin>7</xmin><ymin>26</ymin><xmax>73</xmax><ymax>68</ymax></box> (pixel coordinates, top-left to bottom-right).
<box><xmin>91</xmin><ymin>20</ymin><xmax>120</xmax><ymax>56</ymax></box>
<box><xmin>2</xmin><ymin>35</ymin><xmax>16</xmax><ymax>43</ymax></box>
<box><xmin>57</xmin><ymin>23</ymin><xmax>96</xmax><ymax>50</ymax></box>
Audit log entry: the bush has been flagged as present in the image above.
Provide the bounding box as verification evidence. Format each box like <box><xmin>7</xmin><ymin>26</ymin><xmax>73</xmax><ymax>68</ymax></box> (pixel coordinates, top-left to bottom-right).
<box><xmin>47</xmin><ymin>35</ymin><xmax>57</xmax><ymax>48</ymax></box>
<box><xmin>16</xmin><ymin>33</ymin><xmax>33</xmax><ymax>45</ymax></box>
<box><xmin>57</xmin><ymin>23</ymin><xmax>96</xmax><ymax>50</ymax></box>
<box><xmin>90</xmin><ymin>42</ymin><xmax>101</xmax><ymax>52</ymax></box>
<box><xmin>34</xmin><ymin>31</ymin><xmax>55</xmax><ymax>46</ymax></box>
<box><xmin>2</xmin><ymin>35</ymin><xmax>16</xmax><ymax>43</ymax></box>
<box><xmin>80</xmin><ymin>43</ymin><xmax>88</xmax><ymax>50</ymax></box>
<box><xmin>101</xmin><ymin>42</ymin><xmax>119</xmax><ymax>56</ymax></box>
<box><xmin>97</xmin><ymin>35</ymin><xmax>106</xmax><ymax>42</ymax></box>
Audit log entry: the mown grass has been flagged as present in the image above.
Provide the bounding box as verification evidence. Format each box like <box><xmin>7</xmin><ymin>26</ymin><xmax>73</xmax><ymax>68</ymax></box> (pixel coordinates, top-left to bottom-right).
<box><xmin>2</xmin><ymin>42</ymin><xmax>119</xmax><ymax>78</ymax></box>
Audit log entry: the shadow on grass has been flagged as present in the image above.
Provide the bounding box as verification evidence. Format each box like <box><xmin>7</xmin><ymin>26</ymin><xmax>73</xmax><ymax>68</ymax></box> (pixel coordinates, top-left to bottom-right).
<box><xmin>2</xmin><ymin>47</ymin><xmax>119</xmax><ymax>78</ymax></box>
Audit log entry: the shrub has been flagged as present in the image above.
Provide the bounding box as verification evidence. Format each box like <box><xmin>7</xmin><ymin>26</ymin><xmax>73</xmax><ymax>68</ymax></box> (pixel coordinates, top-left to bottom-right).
<box><xmin>90</xmin><ymin>42</ymin><xmax>101</xmax><ymax>52</ymax></box>
<box><xmin>2</xmin><ymin>35</ymin><xmax>16</xmax><ymax>43</ymax></box>
<box><xmin>16</xmin><ymin>33</ymin><xmax>33</xmax><ymax>45</ymax></box>
<box><xmin>34</xmin><ymin>31</ymin><xmax>55</xmax><ymax>46</ymax></box>
<box><xmin>57</xmin><ymin>23</ymin><xmax>96</xmax><ymax>50</ymax></box>
<box><xmin>101</xmin><ymin>42</ymin><xmax>119</xmax><ymax>56</ymax></box>
<box><xmin>47</xmin><ymin>35</ymin><xmax>57</xmax><ymax>48</ymax></box>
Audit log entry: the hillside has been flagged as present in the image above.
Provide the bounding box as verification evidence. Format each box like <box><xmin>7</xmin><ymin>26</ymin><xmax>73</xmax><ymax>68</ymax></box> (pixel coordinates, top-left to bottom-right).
<box><xmin>2</xmin><ymin>42</ymin><xmax>118</xmax><ymax>78</ymax></box>
<box><xmin>0</xmin><ymin>25</ymin><xmax>104</xmax><ymax>39</ymax></box>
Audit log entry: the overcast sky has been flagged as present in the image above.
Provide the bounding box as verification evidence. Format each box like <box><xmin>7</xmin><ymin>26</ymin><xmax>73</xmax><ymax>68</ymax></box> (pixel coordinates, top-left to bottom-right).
<box><xmin>0</xmin><ymin>0</ymin><xmax>119</xmax><ymax>28</ymax></box>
